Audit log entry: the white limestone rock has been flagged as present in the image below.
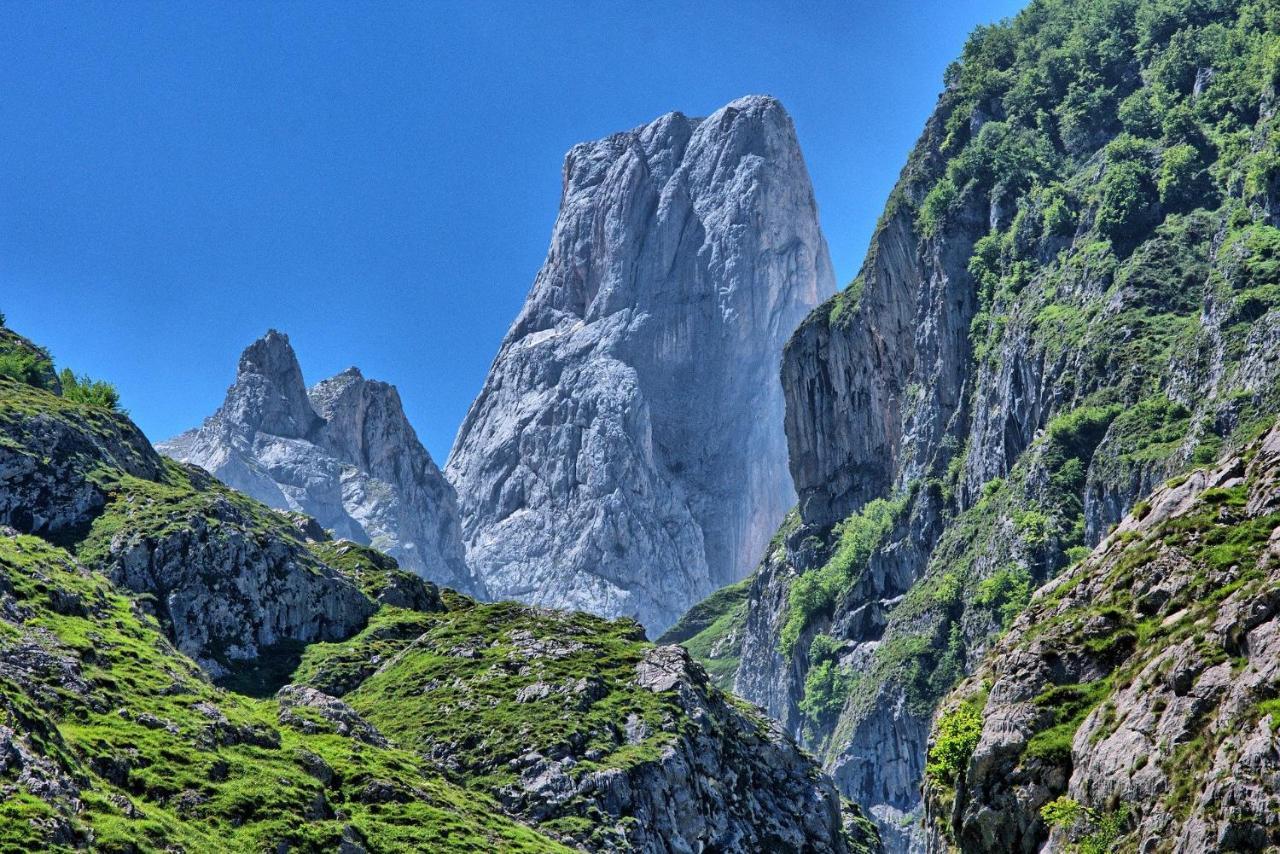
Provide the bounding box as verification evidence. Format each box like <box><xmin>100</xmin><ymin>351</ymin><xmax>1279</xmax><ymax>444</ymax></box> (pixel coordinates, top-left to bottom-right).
<box><xmin>159</xmin><ymin>331</ymin><xmax>480</xmax><ymax>595</ymax></box>
<box><xmin>447</xmin><ymin>95</ymin><xmax>834</xmax><ymax>634</ymax></box>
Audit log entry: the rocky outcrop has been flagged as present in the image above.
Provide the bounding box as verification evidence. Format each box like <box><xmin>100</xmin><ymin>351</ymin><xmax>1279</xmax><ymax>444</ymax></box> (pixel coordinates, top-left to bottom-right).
<box><xmin>925</xmin><ymin>420</ymin><xmax>1280</xmax><ymax>852</ymax></box>
<box><xmin>0</xmin><ymin>376</ymin><xmax>164</xmax><ymax>538</ymax></box>
<box><xmin>495</xmin><ymin>644</ymin><xmax>854</xmax><ymax>853</ymax></box>
<box><xmin>0</xmin><ymin>364</ymin><xmax>377</xmax><ymax>679</ymax></box>
<box><xmin>275</xmin><ymin>684</ymin><xmax>389</xmax><ymax>747</ymax></box>
<box><xmin>586</xmin><ymin>644</ymin><xmax>850</xmax><ymax>853</ymax></box>
<box><xmin>306</xmin><ymin>591</ymin><xmax>863</xmax><ymax>853</ymax></box>
<box><xmin>160</xmin><ymin>331</ymin><xmax>479</xmax><ymax>595</ymax></box>
<box><xmin>448</xmin><ymin>95</ymin><xmax>834</xmax><ymax>633</ymax></box>
<box><xmin>100</xmin><ymin>468</ymin><xmax>376</xmax><ymax>677</ymax></box>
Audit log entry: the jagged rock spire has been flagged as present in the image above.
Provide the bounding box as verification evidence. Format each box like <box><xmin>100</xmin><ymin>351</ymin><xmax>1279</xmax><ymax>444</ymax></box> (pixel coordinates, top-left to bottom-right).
<box><xmin>159</xmin><ymin>332</ymin><xmax>481</xmax><ymax>595</ymax></box>
<box><xmin>447</xmin><ymin>95</ymin><xmax>834</xmax><ymax>633</ymax></box>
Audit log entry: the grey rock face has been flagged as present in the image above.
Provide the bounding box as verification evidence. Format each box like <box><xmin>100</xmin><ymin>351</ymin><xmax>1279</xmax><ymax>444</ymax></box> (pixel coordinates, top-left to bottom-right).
<box><xmin>500</xmin><ymin>643</ymin><xmax>855</xmax><ymax>853</ymax></box>
<box><xmin>925</xmin><ymin>422</ymin><xmax>1280</xmax><ymax>852</ymax></box>
<box><xmin>447</xmin><ymin>95</ymin><xmax>834</xmax><ymax>634</ymax></box>
<box><xmin>102</xmin><ymin>472</ymin><xmax>375</xmax><ymax>678</ymax></box>
<box><xmin>160</xmin><ymin>331</ymin><xmax>479</xmax><ymax>595</ymax></box>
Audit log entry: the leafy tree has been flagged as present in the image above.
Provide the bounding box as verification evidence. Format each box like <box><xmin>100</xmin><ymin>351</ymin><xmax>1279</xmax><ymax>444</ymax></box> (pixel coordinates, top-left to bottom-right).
<box><xmin>1040</xmin><ymin>795</ymin><xmax>1087</xmax><ymax>829</ymax></box>
<box><xmin>1097</xmin><ymin>157</ymin><xmax>1158</xmax><ymax>247</ymax></box>
<box><xmin>59</xmin><ymin>368</ymin><xmax>123</xmax><ymax>412</ymax></box>
<box><xmin>1158</xmin><ymin>142</ymin><xmax>1210</xmax><ymax>211</ymax></box>
<box><xmin>918</xmin><ymin>177</ymin><xmax>958</xmax><ymax>238</ymax></box>
<box><xmin>799</xmin><ymin>634</ymin><xmax>855</xmax><ymax>726</ymax></box>
<box><xmin>926</xmin><ymin>700</ymin><xmax>984</xmax><ymax>786</ymax></box>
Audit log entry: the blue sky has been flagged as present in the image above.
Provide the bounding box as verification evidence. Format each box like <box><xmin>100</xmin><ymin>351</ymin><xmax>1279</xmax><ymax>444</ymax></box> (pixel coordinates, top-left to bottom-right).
<box><xmin>1</xmin><ymin>0</ymin><xmax>1025</xmax><ymax>460</ymax></box>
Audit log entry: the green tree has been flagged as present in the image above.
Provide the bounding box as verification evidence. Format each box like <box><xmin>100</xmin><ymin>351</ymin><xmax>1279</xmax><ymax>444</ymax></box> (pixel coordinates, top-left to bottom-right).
<box><xmin>59</xmin><ymin>368</ymin><xmax>123</xmax><ymax>412</ymax></box>
<box><xmin>1158</xmin><ymin>142</ymin><xmax>1209</xmax><ymax>211</ymax></box>
<box><xmin>1097</xmin><ymin>157</ymin><xmax>1158</xmax><ymax>247</ymax></box>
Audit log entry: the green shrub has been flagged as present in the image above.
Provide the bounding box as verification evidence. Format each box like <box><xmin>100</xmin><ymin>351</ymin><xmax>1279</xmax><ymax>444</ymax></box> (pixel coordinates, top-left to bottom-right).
<box><xmin>974</xmin><ymin>565</ymin><xmax>1032</xmax><ymax>629</ymax></box>
<box><xmin>0</xmin><ymin>348</ymin><xmax>54</xmax><ymax>388</ymax></box>
<box><xmin>1040</xmin><ymin>184</ymin><xmax>1076</xmax><ymax>237</ymax></box>
<box><xmin>59</xmin><ymin>369</ymin><xmax>123</xmax><ymax>412</ymax></box>
<box><xmin>1097</xmin><ymin>158</ymin><xmax>1157</xmax><ymax>247</ymax></box>
<box><xmin>1040</xmin><ymin>795</ymin><xmax>1086</xmax><ymax>829</ymax></box>
<box><xmin>919</xmin><ymin>178</ymin><xmax>958</xmax><ymax>238</ymax></box>
<box><xmin>1081</xmin><ymin>805</ymin><xmax>1130</xmax><ymax>854</ymax></box>
<box><xmin>798</xmin><ymin>634</ymin><xmax>853</xmax><ymax>724</ymax></box>
<box><xmin>1118</xmin><ymin>89</ymin><xmax>1161</xmax><ymax>137</ymax></box>
<box><xmin>779</xmin><ymin>493</ymin><xmax>909</xmax><ymax>655</ymax></box>
<box><xmin>926</xmin><ymin>699</ymin><xmax>984</xmax><ymax>787</ymax></box>
<box><xmin>1158</xmin><ymin>143</ymin><xmax>1208</xmax><ymax>211</ymax></box>
<box><xmin>1045</xmin><ymin>405</ymin><xmax>1123</xmax><ymax>464</ymax></box>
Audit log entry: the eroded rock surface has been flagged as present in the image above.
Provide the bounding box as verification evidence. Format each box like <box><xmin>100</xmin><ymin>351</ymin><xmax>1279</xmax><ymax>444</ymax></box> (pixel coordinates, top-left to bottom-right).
<box><xmin>925</xmin><ymin>421</ymin><xmax>1280</xmax><ymax>852</ymax></box>
<box><xmin>448</xmin><ymin>95</ymin><xmax>834</xmax><ymax>633</ymax></box>
<box><xmin>160</xmin><ymin>331</ymin><xmax>479</xmax><ymax>595</ymax></box>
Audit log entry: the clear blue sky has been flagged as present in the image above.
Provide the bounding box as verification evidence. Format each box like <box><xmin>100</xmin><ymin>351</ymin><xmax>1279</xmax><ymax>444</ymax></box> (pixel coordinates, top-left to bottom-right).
<box><xmin>1</xmin><ymin>0</ymin><xmax>1025</xmax><ymax>460</ymax></box>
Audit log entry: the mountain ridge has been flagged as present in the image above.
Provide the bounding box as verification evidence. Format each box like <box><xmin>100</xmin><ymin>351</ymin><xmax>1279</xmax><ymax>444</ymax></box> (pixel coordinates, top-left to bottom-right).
<box><xmin>159</xmin><ymin>329</ymin><xmax>481</xmax><ymax>596</ymax></box>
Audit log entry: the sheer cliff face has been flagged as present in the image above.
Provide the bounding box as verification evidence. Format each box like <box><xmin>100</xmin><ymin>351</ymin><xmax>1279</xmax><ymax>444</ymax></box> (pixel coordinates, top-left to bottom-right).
<box><xmin>159</xmin><ymin>331</ymin><xmax>480</xmax><ymax>595</ymax></box>
<box><xmin>678</xmin><ymin>4</ymin><xmax>1280</xmax><ymax>851</ymax></box>
<box><xmin>447</xmin><ymin>95</ymin><xmax>834</xmax><ymax>634</ymax></box>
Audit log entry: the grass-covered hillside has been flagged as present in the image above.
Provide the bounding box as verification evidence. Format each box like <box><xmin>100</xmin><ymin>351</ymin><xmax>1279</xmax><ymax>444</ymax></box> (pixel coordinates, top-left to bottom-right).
<box><xmin>0</xmin><ymin>322</ymin><xmax>861</xmax><ymax>852</ymax></box>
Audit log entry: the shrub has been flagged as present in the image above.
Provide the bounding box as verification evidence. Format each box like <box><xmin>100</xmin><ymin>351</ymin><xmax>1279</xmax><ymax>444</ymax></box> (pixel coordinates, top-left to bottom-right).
<box><xmin>1045</xmin><ymin>405</ymin><xmax>1123</xmax><ymax>464</ymax></box>
<box><xmin>919</xmin><ymin>178</ymin><xmax>958</xmax><ymax>238</ymax></box>
<box><xmin>0</xmin><ymin>348</ymin><xmax>54</xmax><ymax>388</ymax></box>
<box><xmin>1040</xmin><ymin>185</ymin><xmax>1076</xmax><ymax>237</ymax></box>
<box><xmin>1118</xmin><ymin>89</ymin><xmax>1161</xmax><ymax>137</ymax></box>
<box><xmin>926</xmin><ymin>700</ymin><xmax>984</xmax><ymax>787</ymax></box>
<box><xmin>60</xmin><ymin>369</ymin><xmax>123</xmax><ymax>412</ymax></box>
<box><xmin>1040</xmin><ymin>795</ymin><xmax>1086</xmax><ymax>829</ymax></box>
<box><xmin>974</xmin><ymin>564</ymin><xmax>1032</xmax><ymax>629</ymax></box>
<box><xmin>780</xmin><ymin>493</ymin><xmax>909</xmax><ymax>655</ymax></box>
<box><xmin>799</xmin><ymin>633</ymin><xmax>854</xmax><ymax>724</ymax></box>
<box><xmin>1158</xmin><ymin>143</ymin><xmax>1208</xmax><ymax>211</ymax></box>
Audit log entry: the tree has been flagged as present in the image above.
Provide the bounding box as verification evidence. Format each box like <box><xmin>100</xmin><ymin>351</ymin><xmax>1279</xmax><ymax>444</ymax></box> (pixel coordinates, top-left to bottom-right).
<box><xmin>59</xmin><ymin>368</ymin><xmax>123</xmax><ymax>411</ymax></box>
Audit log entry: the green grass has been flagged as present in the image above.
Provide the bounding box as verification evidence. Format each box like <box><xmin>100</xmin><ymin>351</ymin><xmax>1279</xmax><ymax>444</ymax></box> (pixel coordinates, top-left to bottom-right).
<box><xmin>1023</xmin><ymin>679</ymin><xmax>1113</xmax><ymax>765</ymax></box>
<box><xmin>0</xmin><ymin>533</ymin><xmax>570</xmax><ymax>853</ymax></box>
<box><xmin>657</xmin><ymin>575</ymin><xmax>750</xmax><ymax>689</ymax></box>
<box><xmin>336</xmin><ymin>600</ymin><xmax>679</xmax><ymax>789</ymax></box>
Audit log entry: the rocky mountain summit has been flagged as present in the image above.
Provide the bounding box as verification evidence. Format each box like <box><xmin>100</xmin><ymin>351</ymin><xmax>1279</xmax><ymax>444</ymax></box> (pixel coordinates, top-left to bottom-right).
<box><xmin>670</xmin><ymin>1</ymin><xmax>1280</xmax><ymax>850</ymax></box>
<box><xmin>160</xmin><ymin>330</ymin><xmax>480</xmax><ymax>595</ymax></box>
<box><xmin>0</xmin><ymin>323</ymin><xmax>867</xmax><ymax>851</ymax></box>
<box><xmin>448</xmin><ymin>94</ymin><xmax>835</xmax><ymax>634</ymax></box>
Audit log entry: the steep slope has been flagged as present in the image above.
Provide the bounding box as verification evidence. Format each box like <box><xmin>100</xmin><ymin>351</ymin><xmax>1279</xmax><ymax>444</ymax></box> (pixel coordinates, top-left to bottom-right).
<box><xmin>674</xmin><ymin>1</ymin><xmax>1280</xmax><ymax>849</ymax></box>
<box><xmin>447</xmin><ymin>94</ymin><xmax>835</xmax><ymax>634</ymax></box>
<box><xmin>924</xmin><ymin>418</ymin><xmax>1280</xmax><ymax>852</ymax></box>
<box><xmin>160</xmin><ymin>330</ymin><xmax>480</xmax><ymax>595</ymax></box>
<box><xmin>0</xmin><ymin>323</ymin><xmax>861</xmax><ymax>851</ymax></box>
